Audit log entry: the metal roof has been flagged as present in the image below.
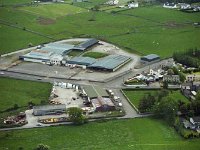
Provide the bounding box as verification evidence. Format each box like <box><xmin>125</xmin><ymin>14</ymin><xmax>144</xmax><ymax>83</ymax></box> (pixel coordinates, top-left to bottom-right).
<box><xmin>88</xmin><ymin>55</ymin><xmax>131</xmax><ymax>70</ymax></box>
<box><xmin>141</xmin><ymin>54</ymin><xmax>160</xmax><ymax>60</ymax></box>
<box><xmin>73</xmin><ymin>38</ymin><xmax>99</xmax><ymax>51</ymax></box>
<box><xmin>33</xmin><ymin>104</ymin><xmax>66</xmax><ymax>111</ymax></box>
<box><xmin>83</xmin><ymin>85</ymin><xmax>109</xmax><ymax>98</ymax></box>
<box><xmin>21</xmin><ymin>49</ymin><xmax>53</xmax><ymax>60</ymax></box>
<box><xmin>43</xmin><ymin>43</ymin><xmax>74</xmax><ymax>55</ymax></box>
<box><xmin>67</xmin><ymin>56</ymin><xmax>96</xmax><ymax>66</ymax></box>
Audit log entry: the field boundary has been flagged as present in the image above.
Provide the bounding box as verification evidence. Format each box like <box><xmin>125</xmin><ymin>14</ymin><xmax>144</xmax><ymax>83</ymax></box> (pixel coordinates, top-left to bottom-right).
<box><xmin>120</xmin><ymin>89</ymin><xmax>140</xmax><ymax>114</ymax></box>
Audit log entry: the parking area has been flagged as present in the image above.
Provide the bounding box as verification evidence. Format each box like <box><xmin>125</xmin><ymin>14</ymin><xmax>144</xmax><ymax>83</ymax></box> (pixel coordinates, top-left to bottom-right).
<box><xmin>8</xmin><ymin>62</ymin><xmax>81</xmax><ymax>78</ymax></box>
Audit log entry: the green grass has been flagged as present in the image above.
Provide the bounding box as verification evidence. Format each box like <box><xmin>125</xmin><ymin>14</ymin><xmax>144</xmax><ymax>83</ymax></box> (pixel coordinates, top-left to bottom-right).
<box><xmin>83</xmin><ymin>51</ymin><xmax>108</xmax><ymax>58</ymax></box>
<box><xmin>19</xmin><ymin>4</ymin><xmax>87</xmax><ymax>18</ymax></box>
<box><xmin>0</xmin><ymin>118</ymin><xmax>200</xmax><ymax>150</ymax></box>
<box><xmin>0</xmin><ymin>77</ymin><xmax>52</xmax><ymax>127</ymax></box>
<box><xmin>0</xmin><ymin>4</ymin><xmax>200</xmax><ymax>58</ymax></box>
<box><xmin>0</xmin><ymin>77</ymin><xmax>52</xmax><ymax>111</ymax></box>
<box><xmin>123</xmin><ymin>89</ymin><xmax>189</xmax><ymax>108</ymax></box>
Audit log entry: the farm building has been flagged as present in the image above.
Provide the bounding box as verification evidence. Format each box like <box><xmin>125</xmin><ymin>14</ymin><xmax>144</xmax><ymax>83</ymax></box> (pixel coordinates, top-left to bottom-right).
<box><xmin>163</xmin><ymin>75</ymin><xmax>180</xmax><ymax>83</ymax></box>
<box><xmin>19</xmin><ymin>49</ymin><xmax>64</xmax><ymax>64</ymax></box>
<box><xmin>33</xmin><ymin>104</ymin><xmax>66</xmax><ymax>116</ymax></box>
<box><xmin>73</xmin><ymin>38</ymin><xmax>99</xmax><ymax>51</ymax></box>
<box><xmin>82</xmin><ymin>85</ymin><xmax>109</xmax><ymax>100</ymax></box>
<box><xmin>88</xmin><ymin>55</ymin><xmax>131</xmax><ymax>72</ymax></box>
<box><xmin>128</xmin><ymin>2</ymin><xmax>139</xmax><ymax>8</ymax></box>
<box><xmin>20</xmin><ymin>43</ymin><xmax>74</xmax><ymax>64</ymax></box>
<box><xmin>67</xmin><ymin>56</ymin><xmax>96</xmax><ymax>66</ymax></box>
<box><xmin>42</xmin><ymin>43</ymin><xmax>74</xmax><ymax>55</ymax></box>
<box><xmin>140</xmin><ymin>54</ymin><xmax>160</xmax><ymax>64</ymax></box>
<box><xmin>163</xmin><ymin>2</ymin><xmax>177</xmax><ymax>9</ymax></box>
<box><xmin>91</xmin><ymin>97</ymin><xmax>115</xmax><ymax>112</ymax></box>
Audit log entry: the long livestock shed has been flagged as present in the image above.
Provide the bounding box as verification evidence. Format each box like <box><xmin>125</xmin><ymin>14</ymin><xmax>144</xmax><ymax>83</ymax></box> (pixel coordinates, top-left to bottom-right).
<box><xmin>73</xmin><ymin>38</ymin><xmax>99</xmax><ymax>51</ymax></box>
<box><xmin>67</xmin><ymin>56</ymin><xmax>96</xmax><ymax>66</ymax></box>
<box><xmin>33</xmin><ymin>104</ymin><xmax>66</xmax><ymax>116</ymax></box>
<box><xmin>88</xmin><ymin>55</ymin><xmax>131</xmax><ymax>72</ymax></box>
<box><xmin>43</xmin><ymin>43</ymin><xmax>75</xmax><ymax>55</ymax></box>
<box><xmin>19</xmin><ymin>49</ymin><xmax>52</xmax><ymax>63</ymax></box>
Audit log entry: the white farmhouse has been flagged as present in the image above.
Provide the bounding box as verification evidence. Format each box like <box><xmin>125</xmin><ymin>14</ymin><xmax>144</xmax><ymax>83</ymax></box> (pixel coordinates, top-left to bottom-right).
<box><xmin>106</xmin><ymin>0</ymin><xmax>119</xmax><ymax>5</ymax></box>
<box><xmin>128</xmin><ymin>2</ymin><xmax>139</xmax><ymax>8</ymax></box>
<box><xmin>163</xmin><ymin>2</ymin><xmax>177</xmax><ymax>9</ymax></box>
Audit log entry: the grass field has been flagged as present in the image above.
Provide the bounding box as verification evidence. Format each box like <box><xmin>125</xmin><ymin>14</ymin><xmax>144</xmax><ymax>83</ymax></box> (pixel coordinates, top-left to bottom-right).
<box><xmin>19</xmin><ymin>4</ymin><xmax>87</xmax><ymax>18</ymax></box>
<box><xmin>0</xmin><ymin>77</ymin><xmax>52</xmax><ymax>111</ymax></box>
<box><xmin>83</xmin><ymin>51</ymin><xmax>108</xmax><ymax>58</ymax></box>
<box><xmin>123</xmin><ymin>89</ymin><xmax>189</xmax><ymax>108</ymax></box>
<box><xmin>0</xmin><ymin>118</ymin><xmax>200</xmax><ymax>150</ymax></box>
<box><xmin>0</xmin><ymin>77</ymin><xmax>52</xmax><ymax>127</ymax></box>
<box><xmin>1</xmin><ymin>4</ymin><xmax>200</xmax><ymax>57</ymax></box>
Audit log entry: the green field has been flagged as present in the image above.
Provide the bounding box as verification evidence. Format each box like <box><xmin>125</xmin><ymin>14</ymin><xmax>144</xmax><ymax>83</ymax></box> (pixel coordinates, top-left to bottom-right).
<box><xmin>0</xmin><ymin>77</ymin><xmax>51</xmax><ymax>127</ymax></box>
<box><xmin>83</xmin><ymin>51</ymin><xmax>108</xmax><ymax>58</ymax></box>
<box><xmin>123</xmin><ymin>89</ymin><xmax>189</xmax><ymax>108</ymax></box>
<box><xmin>0</xmin><ymin>77</ymin><xmax>52</xmax><ymax>111</ymax></box>
<box><xmin>0</xmin><ymin>4</ymin><xmax>200</xmax><ymax>57</ymax></box>
<box><xmin>19</xmin><ymin>4</ymin><xmax>87</xmax><ymax>18</ymax></box>
<box><xmin>0</xmin><ymin>118</ymin><xmax>200</xmax><ymax>150</ymax></box>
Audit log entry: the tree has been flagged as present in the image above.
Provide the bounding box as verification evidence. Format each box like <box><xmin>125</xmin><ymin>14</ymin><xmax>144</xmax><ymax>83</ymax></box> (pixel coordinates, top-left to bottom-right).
<box><xmin>67</xmin><ymin>107</ymin><xmax>87</xmax><ymax>125</ymax></box>
<box><xmin>36</xmin><ymin>144</ymin><xmax>49</xmax><ymax>150</ymax></box>
<box><xmin>153</xmin><ymin>97</ymin><xmax>178</xmax><ymax>126</ymax></box>
<box><xmin>196</xmin><ymin>90</ymin><xmax>200</xmax><ymax>101</ymax></box>
<box><xmin>163</xmin><ymin>81</ymin><xmax>168</xmax><ymax>89</ymax></box>
<box><xmin>179</xmin><ymin>72</ymin><xmax>186</xmax><ymax>82</ymax></box>
<box><xmin>167</xmin><ymin>69</ymin><xmax>174</xmax><ymax>75</ymax></box>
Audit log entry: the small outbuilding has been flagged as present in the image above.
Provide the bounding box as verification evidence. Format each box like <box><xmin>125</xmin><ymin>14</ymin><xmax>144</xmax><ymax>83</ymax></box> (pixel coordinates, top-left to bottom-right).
<box><xmin>91</xmin><ymin>97</ymin><xmax>115</xmax><ymax>112</ymax></box>
<box><xmin>141</xmin><ymin>54</ymin><xmax>160</xmax><ymax>64</ymax></box>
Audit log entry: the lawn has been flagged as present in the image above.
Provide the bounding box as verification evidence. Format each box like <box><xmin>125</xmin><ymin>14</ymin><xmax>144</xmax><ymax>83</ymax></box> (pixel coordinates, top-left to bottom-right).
<box><xmin>123</xmin><ymin>89</ymin><xmax>189</xmax><ymax>108</ymax></box>
<box><xmin>0</xmin><ymin>118</ymin><xmax>200</xmax><ymax>150</ymax></box>
<box><xmin>83</xmin><ymin>51</ymin><xmax>108</xmax><ymax>58</ymax></box>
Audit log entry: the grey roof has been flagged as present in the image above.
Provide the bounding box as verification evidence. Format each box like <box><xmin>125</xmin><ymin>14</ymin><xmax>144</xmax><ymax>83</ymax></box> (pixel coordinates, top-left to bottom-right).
<box><xmin>33</xmin><ymin>104</ymin><xmax>66</xmax><ymax>111</ymax></box>
<box><xmin>83</xmin><ymin>85</ymin><xmax>109</xmax><ymax>98</ymax></box>
<box><xmin>42</xmin><ymin>43</ymin><xmax>74</xmax><ymax>55</ymax></box>
<box><xmin>88</xmin><ymin>55</ymin><xmax>131</xmax><ymax>70</ymax></box>
<box><xmin>67</xmin><ymin>56</ymin><xmax>96</xmax><ymax>66</ymax></box>
<box><xmin>141</xmin><ymin>54</ymin><xmax>160</xmax><ymax>60</ymax></box>
<box><xmin>73</xmin><ymin>39</ymin><xmax>99</xmax><ymax>51</ymax></box>
<box><xmin>20</xmin><ymin>49</ymin><xmax>52</xmax><ymax>61</ymax></box>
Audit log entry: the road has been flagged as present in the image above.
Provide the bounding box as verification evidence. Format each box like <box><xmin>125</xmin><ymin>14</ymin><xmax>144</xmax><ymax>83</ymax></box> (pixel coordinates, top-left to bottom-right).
<box><xmin>0</xmin><ymin>58</ymin><xmax>172</xmax><ymax>130</ymax></box>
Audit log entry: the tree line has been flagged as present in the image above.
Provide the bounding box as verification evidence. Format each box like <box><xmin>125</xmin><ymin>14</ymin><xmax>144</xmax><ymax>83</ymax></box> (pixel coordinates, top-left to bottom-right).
<box><xmin>173</xmin><ymin>48</ymin><xmax>200</xmax><ymax>68</ymax></box>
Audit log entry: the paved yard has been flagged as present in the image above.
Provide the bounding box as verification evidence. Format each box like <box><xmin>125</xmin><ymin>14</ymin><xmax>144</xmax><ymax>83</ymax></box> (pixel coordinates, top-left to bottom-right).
<box><xmin>52</xmin><ymin>86</ymin><xmax>84</xmax><ymax>108</ymax></box>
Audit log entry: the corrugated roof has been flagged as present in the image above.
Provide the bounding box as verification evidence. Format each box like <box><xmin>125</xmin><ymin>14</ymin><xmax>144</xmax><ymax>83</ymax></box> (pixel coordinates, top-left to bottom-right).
<box><xmin>89</xmin><ymin>55</ymin><xmax>131</xmax><ymax>70</ymax></box>
<box><xmin>43</xmin><ymin>43</ymin><xmax>74</xmax><ymax>55</ymax></box>
<box><xmin>74</xmin><ymin>38</ymin><xmax>98</xmax><ymax>51</ymax></box>
<box><xmin>33</xmin><ymin>104</ymin><xmax>66</xmax><ymax>111</ymax></box>
<box><xmin>21</xmin><ymin>49</ymin><xmax>53</xmax><ymax>60</ymax></box>
<box><xmin>141</xmin><ymin>54</ymin><xmax>160</xmax><ymax>60</ymax></box>
<box><xmin>83</xmin><ymin>85</ymin><xmax>109</xmax><ymax>98</ymax></box>
<box><xmin>67</xmin><ymin>56</ymin><xmax>96</xmax><ymax>66</ymax></box>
